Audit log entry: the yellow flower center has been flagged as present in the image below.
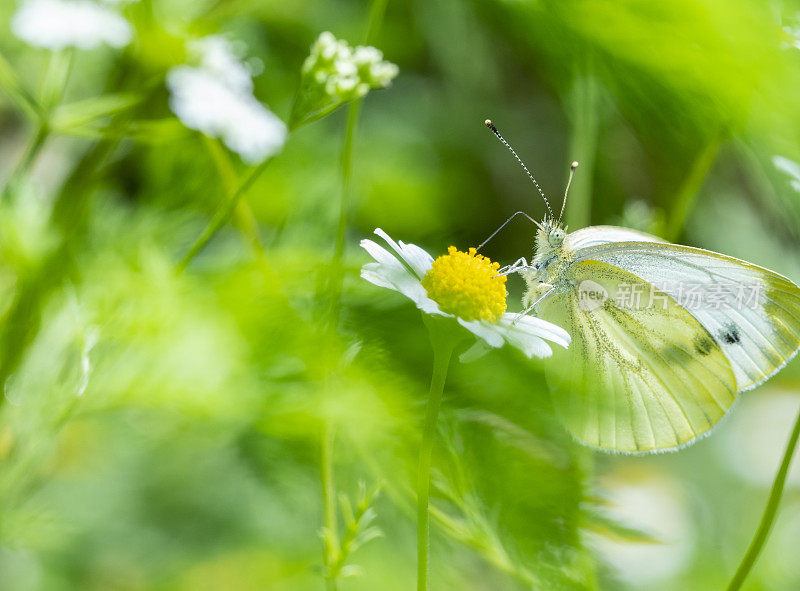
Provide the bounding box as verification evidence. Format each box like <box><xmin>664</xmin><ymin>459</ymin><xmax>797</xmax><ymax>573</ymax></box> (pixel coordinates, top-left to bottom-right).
<box><xmin>421</xmin><ymin>246</ymin><xmax>507</xmax><ymax>322</ymax></box>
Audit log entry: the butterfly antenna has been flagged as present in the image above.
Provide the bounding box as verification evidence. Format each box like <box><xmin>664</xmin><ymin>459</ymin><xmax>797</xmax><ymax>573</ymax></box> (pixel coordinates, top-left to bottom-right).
<box><xmin>558</xmin><ymin>161</ymin><xmax>579</xmax><ymax>223</ymax></box>
<box><xmin>475</xmin><ymin>211</ymin><xmax>543</xmax><ymax>252</ymax></box>
<box><xmin>485</xmin><ymin>119</ymin><xmax>554</xmax><ymax>220</ymax></box>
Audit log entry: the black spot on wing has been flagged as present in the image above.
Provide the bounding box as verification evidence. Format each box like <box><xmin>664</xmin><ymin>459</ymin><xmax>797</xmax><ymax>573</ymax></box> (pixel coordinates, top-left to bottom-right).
<box><xmin>693</xmin><ymin>335</ymin><xmax>714</xmax><ymax>356</ymax></box>
<box><xmin>720</xmin><ymin>324</ymin><xmax>741</xmax><ymax>345</ymax></box>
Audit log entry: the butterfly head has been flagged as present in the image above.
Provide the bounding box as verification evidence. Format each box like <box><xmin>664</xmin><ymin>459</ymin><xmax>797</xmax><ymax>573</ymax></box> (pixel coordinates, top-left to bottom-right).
<box><xmin>544</xmin><ymin>219</ymin><xmax>566</xmax><ymax>247</ymax></box>
<box><xmin>534</xmin><ymin>218</ymin><xmax>567</xmax><ymax>263</ymax></box>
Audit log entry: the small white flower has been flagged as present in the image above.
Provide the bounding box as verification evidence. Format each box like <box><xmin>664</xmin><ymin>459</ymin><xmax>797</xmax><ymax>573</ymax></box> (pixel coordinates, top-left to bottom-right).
<box><xmin>11</xmin><ymin>0</ymin><xmax>133</xmax><ymax>51</ymax></box>
<box><xmin>317</xmin><ymin>32</ymin><xmax>338</xmax><ymax>61</ymax></box>
<box><xmin>353</xmin><ymin>46</ymin><xmax>382</xmax><ymax>67</ymax></box>
<box><xmin>361</xmin><ymin>228</ymin><xmax>571</xmax><ymax>359</ymax></box>
<box><xmin>355</xmin><ymin>83</ymin><xmax>370</xmax><ymax>98</ymax></box>
<box><xmin>188</xmin><ymin>36</ymin><xmax>253</xmax><ymax>93</ymax></box>
<box><xmin>335</xmin><ymin>77</ymin><xmax>358</xmax><ymax>94</ymax></box>
<box><xmin>167</xmin><ymin>36</ymin><xmax>287</xmax><ymax>164</ymax></box>
<box><xmin>334</xmin><ymin>59</ymin><xmax>358</xmax><ymax>78</ymax></box>
<box><xmin>369</xmin><ymin>61</ymin><xmax>400</xmax><ymax>86</ymax></box>
<box><xmin>291</xmin><ymin>31</ymin><xmax>399</xmax><ymax>128</ymax></box>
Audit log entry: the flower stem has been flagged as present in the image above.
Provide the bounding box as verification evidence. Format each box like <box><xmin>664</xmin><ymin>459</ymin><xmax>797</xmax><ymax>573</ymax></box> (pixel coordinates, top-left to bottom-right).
<box><xmin>203</xmin><ymin>136</ymin><xmax>265</xmax><ymax>256</ymax></box>
<box><xmin>665</xmin><ymin>137</ymin><xmax>721</xmax><ymax>241</ymax></box>
<box><xmin>176</xmin><ymin>157</ymin><xmax>272</xmax><ymax>272</ymax></box>
<box><xmin>726</xmin><ymin>404</ymin><xmax>800</xmax><ymax>591</ymax></box>
<box><xmin>322</xmin><ymin>422</ymin><xmax>339</xmax><ymax>591</ymax></box>
<box><xmin>0</xmin><ymin>50</ymin><xmax>44</xmax><ymax>121</ymax></box>
<box><xmin>566</xmin><ymin>67</ymin><xmax>598</xmax><ymax>231</ymax></box>
<box><xmin>318</xmin><ymin>3</ymin><xmax>389</xmax><ymax>588</ymax></box>
<box><xmin>326</xmin><ymin>0</ymin><xmax>388</xmax><ymax>320</ymax></box>
<box><xmin>4</xmin><ymin>122</ymin><xmax>49</xmax><ymax>198</ymax></box>
<box><xmin>417</xmin><ymin>318</ymin><xmax>457</xmax><ymax>591</ymax></box>
<box><xmin>332</xmin><ymin>99</ymin><xmax>362</xmax><ymax>272</ymax></box>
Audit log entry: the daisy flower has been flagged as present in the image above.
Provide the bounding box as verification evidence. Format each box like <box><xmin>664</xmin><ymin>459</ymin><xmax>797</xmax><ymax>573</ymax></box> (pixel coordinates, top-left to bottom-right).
<box><xmin>11</xmin><ymin>0</ymin><xmax>134</xmax><ymax>51</ymax></box>
<box><xmin>361</xmin><ymin>228</ymin><xmax>570</xmax><ymax>589</ymax></box>
<box><xmin>360</xmin><ymin>228</ymin><xmax>571</xmax><ymax>358</ymax></box>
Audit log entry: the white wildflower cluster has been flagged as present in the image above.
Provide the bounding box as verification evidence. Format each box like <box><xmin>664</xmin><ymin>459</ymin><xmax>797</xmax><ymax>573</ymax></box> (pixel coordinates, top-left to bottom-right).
<box><xmin>167</xmin><ymin>36</ymin><xmax>287</xmax><ymax>165</ymax></box>
<box><xmin>11</xmin><ymin>0</ymin><xmax>135</xmax><ymax>51</ymax></box>
<box><xmin>303</xmin><ymin>32</ymin><xmax>399</xmax><ymax>99</ymax></box>
<box><xmin>291</xmin><ymin>32</ymin><xmax>398</xmax><ymax>128</ymax></box>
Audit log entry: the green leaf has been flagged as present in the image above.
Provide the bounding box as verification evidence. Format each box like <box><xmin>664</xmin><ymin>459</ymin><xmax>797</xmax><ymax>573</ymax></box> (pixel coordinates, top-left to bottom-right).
<box><xmin>51</xmin><ymin>94</ymin><xmax>142</xmax><ymax>130</ymax></box>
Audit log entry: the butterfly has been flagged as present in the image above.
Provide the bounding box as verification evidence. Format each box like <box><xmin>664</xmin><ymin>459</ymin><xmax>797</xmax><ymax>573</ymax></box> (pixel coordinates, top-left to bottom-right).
<box><xmin>483</xmin><ymin>120</ymin><xmax>800</xmax><ymax>454</ymax></box>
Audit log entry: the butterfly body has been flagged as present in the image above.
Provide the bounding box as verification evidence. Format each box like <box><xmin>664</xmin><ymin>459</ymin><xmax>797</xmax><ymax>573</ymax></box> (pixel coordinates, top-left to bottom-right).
<box><xmin>519</xmin><ymin>220</ymin><xmax>800</xmax><ymax>454</ymax></box>
<box><xmin>482</xmin><ymin>119</ymin><xmax>800</xmax><ymax>454</ymax></box>
<box><xmin>525</xmin><ymin>220</ymin><xmax>573</xmax><ymax>298</ymax></box>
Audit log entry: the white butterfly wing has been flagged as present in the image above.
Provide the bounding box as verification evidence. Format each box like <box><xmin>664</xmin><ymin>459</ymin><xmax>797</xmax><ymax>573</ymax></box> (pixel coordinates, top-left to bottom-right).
<box><xmin>539</xmin><ymin>260</ymin><xmax>738</xmax><ymax>453</ymax></box>
<box><xmin>565</xmin><ymin>225</ymin><xmax>666</xmax><ymax>250</ymax></box>
<box><xmin>574</xmin><ymin>241</ymin><xmax>800</xmax><ymax>392</ymax></box>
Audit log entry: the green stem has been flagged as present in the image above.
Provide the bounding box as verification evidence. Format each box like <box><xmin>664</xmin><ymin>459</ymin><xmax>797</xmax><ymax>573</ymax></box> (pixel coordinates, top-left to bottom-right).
<box><xmin>4</xmin><ymin>48</ymin><xmax>74</xmax><ymax>199</ymax></box>
<box><xmin>417</xmin><ymin>319</ymin><xmax>456</xmax><ymax>591</ymax></box>
<box><xmin>365</xmin><ymin>0</ymin><xmax>390</xmax><ymax>43</ymax></box>
<box><xmin>4</xmin><ymin>123</ymin><xmax>49</xmax><ymax>197</ymax></box>
<box><xmin>40</xmin><ymin>49</ymin><xmax>74</xmax><ymax>112</ymax></box>
<box><xmin>326</xmin><ymin>0</ymin><xmax>388</xmax><ymax>319</ymax></box>
<box><xmin>204</xmin><ymin>136</ymin><xmax>265</xmax><ymax>255</ymax></box>
<box><xmin>665</xmin><ymin>138</ymin><xmax>721</xmax><ymax>241</ymax></box>
<box><xmin>318</xmin><ymin>4</ymin><xmax>389</xmax><ymax>589</ymax></box>
<box><xmin>726</xmin><ymin>405</ymin><xmax>800</xmax><ymax>591</ymax></box>
<box><xmin>322</xmin><ymin>422</ymin><xmax>339</xmax><ymax>591</ymax></box>
<box><xmin>332</xmin><ymin>100</ymin><xmax>362</xmax><ymax>269</ymax></box>
<box><xmin>565</xmin><ymin>64</ymin><xmax>599</xmax><ymax>231</ymax></box>
<box><xmin>0</xmin><ymin>50</ymin><xmax>44</xmax><ymax>121</ymax></box>
<box><xmin>176</xmin><ymin>157</ymin><xmax>272</xmax><ymax>272</ymax></box>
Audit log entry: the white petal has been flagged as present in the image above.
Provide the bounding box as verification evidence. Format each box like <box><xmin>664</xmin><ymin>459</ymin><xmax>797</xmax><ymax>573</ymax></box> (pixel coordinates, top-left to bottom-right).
<box><xmin>360</xmin><ymin>263</ymin><xmax>394</xmax><ymax>289</ymax></box>
<box><xmin>417</xmin><ymin>297</ymin><xmax>452</xmax><ymax>317</ymax></box>
<box><xmin>373</xmin><ymin>228</ymin><xmax>432</xmax><ymax>279</ymax></box>
<box><xmin>360</xmin><ymin>238</ymin><xmax>405</xmax><ymax>269</ymax></box>
<box><xmin>506</xmin><ymin>331</ymin><xmax>553</xmax><ymax>359</ymax></box>
<box><xmin>500</xmin><ymin>314</ymin><xmax>571</xmax><ymax>349</ymax></box>
<box><xmin>398</xmin><ymin>240</ymin><xmax>434</xmax><ymax>277</ymax></box>
<box><xmin>360</xmin><ymin>241</ymin><xmax>435</xmax><ymax>309</ymax></box>
<box><xmin>360</xmin><ymin>257</ymin><xmax>426</xmax><ymax>304</ymax></box>
<box><xmin>457</xmin><ymin>318</ymin><xmax>505</xmax><ymax>348</ymax></box>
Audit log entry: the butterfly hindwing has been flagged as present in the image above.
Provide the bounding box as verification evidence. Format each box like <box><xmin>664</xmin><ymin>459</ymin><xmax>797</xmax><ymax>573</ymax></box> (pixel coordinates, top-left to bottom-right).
<box><xmin>573</xmin><ymin>241</ymin><xmax>800</xmax><ymax>392</ymax></box>
<box><xmin>539</xmin><ymin>260</ymin><xmax>738</xmax><ymax>453</ymax></box>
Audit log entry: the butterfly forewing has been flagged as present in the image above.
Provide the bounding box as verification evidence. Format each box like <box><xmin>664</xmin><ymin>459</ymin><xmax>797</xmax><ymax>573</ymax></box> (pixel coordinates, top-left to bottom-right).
<box><xmin>573</xmin><ymin>242</ymin><xmax>800</xmax><ymax>392</ymax></box>
<box><xmin>539</xmin><ymin>260</ymin><xmax>737</xmax><ymax>453</ymax></box>
<box><xmin>564</xmin><ymin>225</ymin><xmax>665</xmax><ymax>250</ymax></box>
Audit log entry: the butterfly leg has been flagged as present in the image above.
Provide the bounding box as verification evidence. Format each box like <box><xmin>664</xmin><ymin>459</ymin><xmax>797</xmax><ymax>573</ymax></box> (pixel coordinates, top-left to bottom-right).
<box><xmin>515</xmin><ymin>283</ymin><xmax>555</xmax><ymax>323</ymax></box>
<box><xmin>495</xmin><ymin>257</ymin><xmax>533</xmax><ymax>277</ymax></box>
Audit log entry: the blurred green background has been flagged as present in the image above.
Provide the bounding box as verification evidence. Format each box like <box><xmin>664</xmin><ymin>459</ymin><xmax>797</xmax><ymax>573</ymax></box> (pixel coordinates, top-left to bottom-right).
<box><xmin>1</xmin><ymin>0</ymin><xmax>800</xmax><ymax>589</ymax></box>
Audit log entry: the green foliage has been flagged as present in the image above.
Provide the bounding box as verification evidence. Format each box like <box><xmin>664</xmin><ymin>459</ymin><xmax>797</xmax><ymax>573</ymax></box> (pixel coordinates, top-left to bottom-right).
<box><xmin>0</xmin><ymin>0</ymin><xmax>799</xmax><ymax>590</ymax></box>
